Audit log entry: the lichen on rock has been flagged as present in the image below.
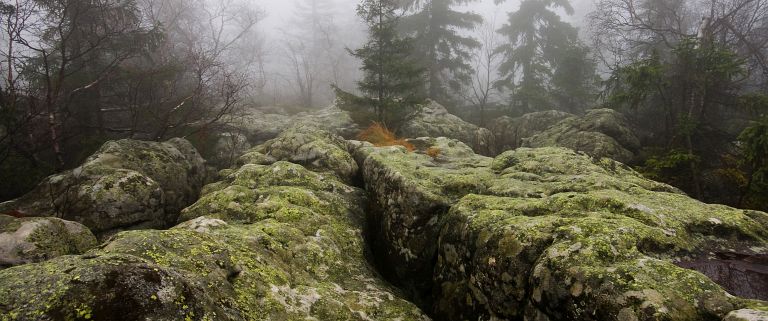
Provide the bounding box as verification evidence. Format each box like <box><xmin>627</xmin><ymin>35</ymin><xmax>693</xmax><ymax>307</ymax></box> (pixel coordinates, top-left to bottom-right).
<box><xmin>0</xmin><ymin>215</ymin><xmax>97</xmax><ymax>268</ymax></box>
<box><xmin>357</xmin><ymin>138</ymin><xmax>768</xmax><ymax>320</ymax></box>
<box><xmin>399</xmin><ymin>100</ymin><xmax>497</xmax><ymax>156</ymax></box>
<box><xmin>522</xmin><ymin>108</ymin><xmax>641</xmax><ymax>163</ymax></box>
<box><xmin>491</xmin><ymin>110</ymin><xmax>574</xmax><ymax>152</ymax></box>
<box><xmin>0</xmin><ymin>125</ymin><xmax>429</xmax><ymax>321</ymax></box>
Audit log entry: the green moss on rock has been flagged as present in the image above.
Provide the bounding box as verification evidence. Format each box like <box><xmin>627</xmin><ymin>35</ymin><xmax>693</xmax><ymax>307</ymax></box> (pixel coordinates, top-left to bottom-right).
<box><xmin>0</xmin><ymin>215</ymin><xmax>97</xmax><ymax>268</ymax></box>
<box><xmin>359</xmin><ymin>140</ymin><xmax>768</xmax><ymax>321</ymax></box>
<box><xmin>520</xmin><ymin>109</ymin><xmax>641</xmax><ymax>163</ymax></box>
<box><xmin>0</xmin><ymin>138</ymin><xmax>206</xmax><ymax>237</ymax></box>
<box><xmin>0</xmin><ymin>125</ymin><xmax>428</xmax><ymax>321</ymax></box>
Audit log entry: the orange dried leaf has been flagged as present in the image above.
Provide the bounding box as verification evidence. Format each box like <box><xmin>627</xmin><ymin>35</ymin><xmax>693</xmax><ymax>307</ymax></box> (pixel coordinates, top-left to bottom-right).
<box><xmin>426</xmin><ymin>147</ymin><xmax>441</xmax><ymax>158</ymax></box>
<box><xmin>357</xmin><ymin>122</ymin><xmax>414</xmax><ymax>152</ymax></box>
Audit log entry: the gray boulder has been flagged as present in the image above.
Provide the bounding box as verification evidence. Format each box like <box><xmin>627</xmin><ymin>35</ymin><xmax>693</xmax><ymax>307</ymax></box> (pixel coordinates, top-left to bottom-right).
<box><xmin>491</xmin><ymin>110</ymin><xmax>574</xmax><ymax>152</ymax></box>
<box><xmin>522</xmin><ymin>108</ymin><xmax>641</xmax><ymax>163</ymax></box>
<box><xmin>0</xmin><ymin>214</ymin><xmax>97</xmax><ymax>268</ymax></box>
<box><xmin>209</xmin><ymin>105</ymin><xmax>360</xmax><ymax>168</ymax></box>
<box><xmin>225</xmin><ymin>105</ymin><xmax>360</xmax><ymax>146</ymax></box>
<box><xmin>0</xmin><ymin>138</ymin><xmax>206</xmax><ymax>237</ymax></box>
<box><xmin>355</xmin><ymin>138</ymin><xmax>768</xmax><ymax>321</ymax></box>
<box><xmin>399</xmin><ymin>101</ymin><xmax>497</xmax><ymax>156</ymax></box>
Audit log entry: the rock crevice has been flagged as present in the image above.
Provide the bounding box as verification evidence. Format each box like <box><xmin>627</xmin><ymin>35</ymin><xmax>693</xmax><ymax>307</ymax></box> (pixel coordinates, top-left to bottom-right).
<box><xmin>353</xmin><ymin>139</ymin><xmax>768</xmax><ymax>321</ymax></box>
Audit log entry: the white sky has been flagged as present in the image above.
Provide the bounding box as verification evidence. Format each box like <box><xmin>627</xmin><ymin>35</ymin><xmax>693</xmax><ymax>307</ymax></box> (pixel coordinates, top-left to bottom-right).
<box><xmin>255</xmin><ymin>0</ymin><xmax>595</xmax><ymax>35</ymax></box>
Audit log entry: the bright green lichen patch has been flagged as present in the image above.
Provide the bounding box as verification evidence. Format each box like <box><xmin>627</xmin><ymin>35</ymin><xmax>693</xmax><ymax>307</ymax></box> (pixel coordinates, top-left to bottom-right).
<box><xmin>0</xmin><ymin>253</ymin><xmax>243</xmax><ymax>321</ymax></box>
<box><xmin>359</xmin><ymin>140</ymin><xmax>768</xmax><ymax>320</ymax></box>
<box><xmin>0</xmin><ymin>125</ymin><xmax>428</xmax><ymax>321</ymax></box>
<box><xmin>0</xmin><ymin>137</ymin><xmax>206</xmax><ymax>238</ymax></box>
<box><xmin>254</xmin><ymin>124</ymin><xmax>359</xmax><ymax>183</ymax></box>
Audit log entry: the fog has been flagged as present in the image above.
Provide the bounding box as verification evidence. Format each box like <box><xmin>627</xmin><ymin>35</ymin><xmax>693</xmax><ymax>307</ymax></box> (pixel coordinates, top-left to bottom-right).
<box><xmin>1</xmin><ymin>0</ymin><xmax>766</xmax><ymax>211</ymax></box>
<box><xmin>246</xmin><ymin>0</ymin><xmax>600</xmax><ymax>109</ymax></box>
<box><xmin>1</xmin><ymin>0</ymin><xmax>768</xmax><ymax>316</ymax></box>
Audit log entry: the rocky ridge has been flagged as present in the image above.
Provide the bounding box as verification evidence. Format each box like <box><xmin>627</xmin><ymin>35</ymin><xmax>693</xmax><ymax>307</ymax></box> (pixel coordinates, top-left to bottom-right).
<box><xmin>491</xmin><ymin>108</ymin><xmax>640</xmax><ymax>163</ymax></box>
<box><xmin>0</xmin><ymin>123</ymin><xmax>766</xmax><ymax>321</ymax></box>
<box><xmin>0</xmin><ymin>138</ymin><xmax>206</xmax><ymax>238</ymax></box>
<box><xmin>356</xmin><ymin>138</ymin><xmax>768</xmax><ymax>320</ymax></box>
<box><xmin>0</xmin><ymin>125</ymin><xmax>428</xmax><ymax>320</ymax></box>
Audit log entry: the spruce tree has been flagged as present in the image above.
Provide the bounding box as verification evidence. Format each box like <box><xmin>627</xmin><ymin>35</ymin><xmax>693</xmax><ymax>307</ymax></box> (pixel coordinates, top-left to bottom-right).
<box><xmin>399</xmin><ymin>0</ymin><xmax>482</xmax><ymax>106</ymax></box>
<box><xmin>350</xmin><ymin>0</ymin><xmax>426</xmax><ymax>126</ymax></box>
<box><xmin>496</xmin><ymin>0</ymin><xmax>594</xmax><ymax>113</ymax></box>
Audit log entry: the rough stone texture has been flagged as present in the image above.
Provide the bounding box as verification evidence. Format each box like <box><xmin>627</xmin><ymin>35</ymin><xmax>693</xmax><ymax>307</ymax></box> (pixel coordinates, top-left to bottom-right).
<box><xmin>399</xmin><ymin>100</ymin><xmax>497</xmax><ymax>156</ymax></box>
<box><xmin>208</xmin><ymin>105</ymin><xmax>360</xmax><ymax>169</ymax></box>
<box><xmin>357</xmin><ymin>140</ymin><xmax>768</xmax><ymax>321</ymax></box>
<box><xmin>250</xmin><ymin>124</ymin><xmax>359</xmax><ymax>183</ymax></box>
<box><xmin>223</xmin><ymin>105</ymin><xmax>361</xmax><ymax>147</ymax></box>
<box><xmin>211</xmin><ymin>132</ymin><xmax>252</xmax><ymax>168</ymax></box>
<box><xmin>522</xmin><ymin>109</ymin><xmax>641</xmax><ymax>163</ymax></box>
<box><xmin>0</xmin><ymin>215</ymin><xmax>97</xmax><ymax>268</ymax></box>
<box><xmin>491</xmin><ymin>110</ymin><xmax>574</xmax><ymax>152</ymax></box>
<box><xmin>724</xmin><ymin>309</ymin><xmax>768</xmax><ymax>321</ymax></box>
<box><xmin>0</xmin><ymin>126</ymin><xmax>428</xmax><ymax>321</ymax></box>
<box><xmin>0</xmin><ymin>138</ymin><xmax>206</xmax><ymax>237</ymax></box>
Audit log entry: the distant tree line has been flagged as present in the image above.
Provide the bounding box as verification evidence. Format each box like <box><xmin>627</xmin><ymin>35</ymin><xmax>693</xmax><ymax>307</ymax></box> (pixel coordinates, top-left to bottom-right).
<box><xmin>347</xmin><ymin>0</ymin><xmax>768</xmax><ymax>210</ymax></box>
<box><xmin>345</xmin><ymin>0</ymin><xmax>599</xmax><ymax>128</ymax></box>
<box><xmin>0</xmin><ymin>0</ymin><xmax>262</xmax><ymax>200</ymax></box>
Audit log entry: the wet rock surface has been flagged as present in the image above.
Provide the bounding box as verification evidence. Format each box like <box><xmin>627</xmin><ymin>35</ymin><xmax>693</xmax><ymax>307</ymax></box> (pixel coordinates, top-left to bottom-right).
<box><xmin>0</xmin><ymin>138</ymin><xmax>206</xmax><ymax>237</ymax></box>
<box><xmin>356</xmin><ymin>140</ymin><xmax>768</xmax><ymax>320</ymax></box>
<box><xmin>247</xmin><ymin>123</ymin><xmax>359</xmax><ymax>183</ymax></box>
<box><xmin>724</xmin><ymin>309</ymin><xmax>768</xmax><ymax>321</ymax></box>
<box><xmin>0</xmin><ymin>125</ymin><xmax>428</xmax><ymax>321</ymax></box>
<box><xmin>489</xmin><ymin>108</ymin><xmax>640</xmax><ymax>161</ymax></box>
<box><xmin>399</xmin><ymin>101</ymin><xmax>497</xmax><ymax>156</ymax></box>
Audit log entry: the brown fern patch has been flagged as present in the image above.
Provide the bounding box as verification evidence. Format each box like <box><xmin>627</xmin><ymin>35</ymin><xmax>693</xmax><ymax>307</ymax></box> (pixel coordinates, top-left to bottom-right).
<box><xmin>357</xmin><ymin>122</ymin><xmax>415</xmax><ymax>152</ymax></box>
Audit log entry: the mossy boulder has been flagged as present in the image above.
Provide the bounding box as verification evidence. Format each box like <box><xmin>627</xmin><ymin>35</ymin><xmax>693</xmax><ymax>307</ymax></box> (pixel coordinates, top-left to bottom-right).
<box><xmin>357</xmin><ymin>140</ymin><xmax>768</xmax><ymax>320</ymax></box>
<box><xmin>0</xmin><ymin>138</ymin><xmax>206</xmax><ymax>237</ymax></box>
<box><xmin>0</xmin><ymin>126</ymin><xmax>428</xmax><ymax>321</ymax></box>
<box><xmin>491</xmin><ymin>110</ymin><xmax>574</xmax><ymax>152</ymax></box>
<box><xmin>724</xmin><ymin>309</ymin><xmax>768</xmax><ymax>321</ymax></box>
<box><xmin>220</xmin><ymin>105</ymin><xmax>360</xmax><ymax>149</ymax></box>
<box><xmin>211</xmin><ymin>132</ymin><xmax>252</xmax><ymax>168</ymax></box>
<box><xmin>522</xmin><ymin>109</ymin><xmax>641</xmax><ymax>163</ymax></box>
<box><xmin>399</xmin><ymin>100</ymin><xmax>497</xmax><ymax>156</ymax></box>
<box><xmin>0</xmin><ymin>215</ymin><xmax>97</xmax><ymax>268</ymax></box>
<box><xmin>0</xmin><ymin>253</ymin><xmax>244</xmax><ymax>321</ymax></box>
<box><xmin>247</xmin><ymin>123</ymin><xmax>359</xmax><ymax>183</ymax></box>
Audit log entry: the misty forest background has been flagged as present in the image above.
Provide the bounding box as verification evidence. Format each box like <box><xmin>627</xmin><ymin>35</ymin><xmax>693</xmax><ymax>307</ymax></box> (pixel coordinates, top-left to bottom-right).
<box><xmin>0</xmin><ymin>0</ymin><xmax>767</xmax><ymax>211</ymax></box>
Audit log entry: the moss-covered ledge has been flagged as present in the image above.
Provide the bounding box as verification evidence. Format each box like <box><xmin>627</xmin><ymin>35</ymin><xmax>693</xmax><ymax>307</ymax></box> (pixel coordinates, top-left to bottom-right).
<box><xmin>0</xmin><ymin>125</ymin><xmax>428</xmax><ymax>321</ymax></box>
<box><xmin>356</xmin><ymin>141</ymin><xmax>768</xmax><ymax>321</ymax></box>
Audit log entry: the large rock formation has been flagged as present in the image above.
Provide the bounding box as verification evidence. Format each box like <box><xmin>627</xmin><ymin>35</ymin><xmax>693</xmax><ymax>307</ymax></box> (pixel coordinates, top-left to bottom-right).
<box><xmin>490</xmin><ymin>109</ymin><xmax>640</xmax><ymax>162</ymax></box>
<box><xmin>242</xmin><ymin>123</ymin><xmax>359</xmax><ymax>183</ymax></box>
<box><xmin>0</xmin><ymin>215</ymin><xmax>97</xmax><ymax>268</ymax></box>
<box><xmin>0</xmin><ymin>138</ymin><xmax>206</xmax><ymax>237</ymax></box>
<box><xmin>2</xmin><ymin>124</ymin><xmax>767</xmax><ymax>321</ymax></box>
<box><xmin>0</xmin><ymin>125</ymin><xmax>429</xmax><ymax>321</ymax></box>
<box><xmin>522</xmin><ymin>109</ymin><xmax>641</xmax><ymax>163</ymax></box>
<box><xmin>491</xmin><ymin>110</ymin><xmax>574</xmax><ymax>152</ymax></box>
<box><xmin>399</xmin><ymin>101</ymin><xmax>497</xmax><ymax>156</ymax></box>
<box><xmin>210</xmin><ymin>105</ymin><xmax>360</xmax><ymax>167</ymax></box>
<box><xmin>356</xmin><ymin>138</ymin><xmax>768</xmax><ymax>320</ymax></box>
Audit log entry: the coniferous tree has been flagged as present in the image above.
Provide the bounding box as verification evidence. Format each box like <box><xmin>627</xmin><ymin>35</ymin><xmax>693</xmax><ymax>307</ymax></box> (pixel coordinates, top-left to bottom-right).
<box><xmin>399</xmin><ymin>0</ymin><xmax>482</xmax><ymax>106</ymax></box>
<box><xmin>496</xmin><ymin>0</ymin><xmax>594</xmax><ymax>113</ymax></box>
<box><xmin>349</xmin><ymin>0</ymin><xmax>426</xmax><ymax>126</ymax></box>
